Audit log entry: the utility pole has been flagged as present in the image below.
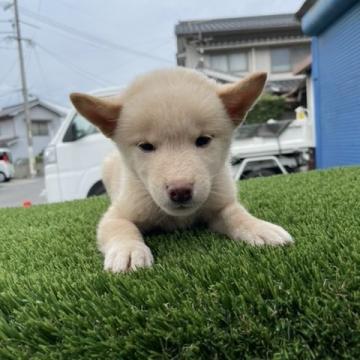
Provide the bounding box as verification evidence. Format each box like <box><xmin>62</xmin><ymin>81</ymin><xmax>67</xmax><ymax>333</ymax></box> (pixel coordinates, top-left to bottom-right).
<box><xmin>13</xmin><ymin>0</ymin><xmax>36</xmax><ymax>177</ymax></box>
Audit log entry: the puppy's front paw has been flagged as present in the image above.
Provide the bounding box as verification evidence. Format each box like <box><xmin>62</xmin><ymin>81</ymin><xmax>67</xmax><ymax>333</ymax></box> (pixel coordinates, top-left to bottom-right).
<box><xmin>233</xmin><ymin>219</ymin><xmax>293</xmax><ymax>246</ymax></box>
<box><xmin>104</xmin><ymin>241</ymin><xmax>154</xmax><ymax>273</ymax></box>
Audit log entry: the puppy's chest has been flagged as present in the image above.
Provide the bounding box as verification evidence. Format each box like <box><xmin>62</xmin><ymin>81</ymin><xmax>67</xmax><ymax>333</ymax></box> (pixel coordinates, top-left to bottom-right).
<box><xmin>136</xmin><ymin>211</ymin><xmax>199</xmax><ymax>233</ymax></box>
<box><xmin>160</xmin><ymin>215</ymin><xmax>198</xmax><ymax>231</ymax></box>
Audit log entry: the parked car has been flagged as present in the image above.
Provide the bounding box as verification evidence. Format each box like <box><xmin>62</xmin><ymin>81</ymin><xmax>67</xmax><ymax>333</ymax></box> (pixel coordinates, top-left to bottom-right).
<box><xmin>0</xmin><ymin>148</ymin><xmax>15</xmax><ymax>182</ymax></box>
<box><xmin>44</xmin><ymin>88</ymin><xmax>120</xmax><ymax>203</ymax></box>
<box><xmin>231</xmin><ymin>112</ymin><xmax>315</xmax><ymax>180</ymax></box>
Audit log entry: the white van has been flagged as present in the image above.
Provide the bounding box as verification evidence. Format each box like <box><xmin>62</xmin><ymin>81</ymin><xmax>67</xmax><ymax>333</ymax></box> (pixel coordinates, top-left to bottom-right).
<box><xmin>44</xmin><ymin>88</ymin><xmax>120</xmax><ymax>203</ymax></box>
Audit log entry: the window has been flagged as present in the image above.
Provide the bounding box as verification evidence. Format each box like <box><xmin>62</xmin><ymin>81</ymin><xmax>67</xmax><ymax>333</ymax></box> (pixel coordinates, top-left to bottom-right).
<box><xmin>228</xmin><ymin>53</ymin><xmax>248</xmax><ymax>73</ymax></box>
<box><xmin>31</xmin><ymin>121</ymin><xmax>49</xmax><ymax>136</ymax></box>
<box><xmin>210</xmin><ymin>54</ymin><xmax>228</xmax><ymax>72</ymax></box>
<box><xmin>209</xmin><ymin>52</ymin><xmax>248</xmax><ymax>74</ymax></box>
<box><xmin>63</xmin><ymin>113</ymin><xmax>98</xmax><ymax>142</ymax></box>
<box><xmin>271</xmin><ymin>48</ymin><xmax>291</xmax><ymax>73</ymax></box>
<box><xmin>291</xmin><ymin>46</ymin><xmax>309</xmax><ymax>66</ymax></box>
<box><xmin>271</xmin><ymin>46</ymin><xmax>309</xmax><ymax>73</ymax></box>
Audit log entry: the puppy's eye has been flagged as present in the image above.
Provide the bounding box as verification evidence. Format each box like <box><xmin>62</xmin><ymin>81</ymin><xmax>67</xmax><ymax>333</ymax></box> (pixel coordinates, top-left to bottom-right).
<box><xmin>138</xmin><ymin>142</ymin><xmax>156</xmax><ymax>152</ymax></box>
<box><xmin>195</xmin><ymin>135</ymin><xmax>212</xmax><ymax>148</ymax></box>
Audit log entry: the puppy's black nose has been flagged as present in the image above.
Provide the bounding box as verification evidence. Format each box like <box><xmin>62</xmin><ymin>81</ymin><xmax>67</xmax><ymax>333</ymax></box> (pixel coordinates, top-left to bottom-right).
<box><xmin>167</xmin><ymin>185</ymin><xmax>193</xmax><ymax>203</ymax></box>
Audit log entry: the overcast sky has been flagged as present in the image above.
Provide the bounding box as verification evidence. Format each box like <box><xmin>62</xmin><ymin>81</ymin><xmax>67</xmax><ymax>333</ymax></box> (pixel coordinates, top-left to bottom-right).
<box><xmin>0</xmin><ymin>0</ymin><xmax>304</xmax><ymax>108</ymax></box>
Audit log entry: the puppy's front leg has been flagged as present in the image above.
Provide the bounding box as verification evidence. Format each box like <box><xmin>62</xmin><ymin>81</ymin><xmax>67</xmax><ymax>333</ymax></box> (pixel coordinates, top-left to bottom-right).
<box><xmin>97</xmin><ymin>206</ymin><xmax>153</xmax><ymax>273</ymax></box>
<box><xmin>210</xmin><ymin>202</ymin><xmax>293</xmax><ymax>246</ymax></box>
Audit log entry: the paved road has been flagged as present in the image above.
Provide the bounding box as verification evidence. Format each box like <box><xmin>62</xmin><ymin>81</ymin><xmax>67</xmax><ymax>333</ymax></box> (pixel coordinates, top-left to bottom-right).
<box><xmin>0</xmin><ymin>177</ymin><xmax>46</xmax><ymax>208</ymax></box>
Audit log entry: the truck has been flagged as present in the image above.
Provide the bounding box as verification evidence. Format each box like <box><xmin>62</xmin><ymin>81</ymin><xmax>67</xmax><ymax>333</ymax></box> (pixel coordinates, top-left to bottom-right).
<box><xmin>230</xmin><ymin>112</ymin><xmax>314</xmax><ymax>180</ymax></box>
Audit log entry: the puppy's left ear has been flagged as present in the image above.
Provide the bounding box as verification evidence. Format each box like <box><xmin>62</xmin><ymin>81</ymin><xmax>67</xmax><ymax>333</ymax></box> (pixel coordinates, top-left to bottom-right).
<box><xmin>218</xmin><ymin>72</ymin><xmax>267</xmax><ymax>126</ymax></box>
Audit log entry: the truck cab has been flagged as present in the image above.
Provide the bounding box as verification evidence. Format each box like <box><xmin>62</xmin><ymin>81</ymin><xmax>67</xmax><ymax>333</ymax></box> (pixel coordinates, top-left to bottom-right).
<box><xmin>44</xmin><ymin>88</ymin><xmax>119</xmax><ymax>203</ymax></box>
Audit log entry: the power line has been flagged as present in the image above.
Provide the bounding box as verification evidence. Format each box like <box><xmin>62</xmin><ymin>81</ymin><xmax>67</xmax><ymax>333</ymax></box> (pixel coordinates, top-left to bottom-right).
<box><xmin>33</xmin><ymin>46</ymin><xmax>49</xmax><ymax>94</ymax></box>
<box><xmin>36</xmin><ymin>42</ymin><xmax>115</xmax><ymax>87</ymax></box>
<box><xmin>99</xmin><ymin>37</ymin><xmax>175</xmax><ymax>77</ymax></box>
<box><xmin>55</xmin><ymin>0</ymin><xmax>173</xmax><ymax>51</ymax></box>
<box><xmin>37</xmin><ymin>0</ymin><xmax>42</xmax><ymax>12</ymax></box>
<box><xmin>0</xmin><ymin>88</ymin><xmax>22</xmax><ymax>98</ymax></box>
<box><xmin>20</xmin><ymin>19</ymin><xmax>41</xmax><ymax>29</ymax></box>
<box><xmin>0</xmin><ymin>60</ymin><xmax>17</xmax><ymax>84</ymax></box>
<box><xmin>20</xmin><ymin>7</ymin><xmax>173</xmax><ymax>64</ymax></box>
<box><xmin>18</xmin><ymin>10</ymin><xmax>120</xmax><ymax>52</ymax></box>
<box><xmin>55</xmin><ymin>0</ymin><xmax>97</xmax><ymax>20</ymax></box>
<box><xmin>35</xmin><ymin>0</ymin><xmax>173</xmax><ymax>54</ymax></box>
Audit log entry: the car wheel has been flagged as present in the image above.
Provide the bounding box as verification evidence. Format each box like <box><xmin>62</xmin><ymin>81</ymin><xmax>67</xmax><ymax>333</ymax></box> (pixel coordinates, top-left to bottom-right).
<box><xmin>0</xmin><ymin>172</ymin><xmax>6</xmax><ymax>183</ymax></box>
<box><xmin>87</xmin><ymin>181</ymin><xmax>106</xmax><ymax>197</ymax></box>
<box><xmin>242</xmin><ymin>168</ymin><xmax>278</xmax><ymax>179</ymax></box>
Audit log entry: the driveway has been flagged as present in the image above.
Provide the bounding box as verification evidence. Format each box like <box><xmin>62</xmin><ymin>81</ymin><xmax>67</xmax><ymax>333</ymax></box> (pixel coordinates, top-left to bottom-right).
<box><xmin>0</xmin><ymin>177</ymin><xmax>46</xmax><ymax>208</ymax></box>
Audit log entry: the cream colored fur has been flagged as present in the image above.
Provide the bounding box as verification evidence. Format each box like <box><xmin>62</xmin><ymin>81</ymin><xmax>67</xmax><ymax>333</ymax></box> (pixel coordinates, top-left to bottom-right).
<box><xmin>70</xmin><ymin>68</ymin><xmax>293</xmax><ymax>273</ymax></box>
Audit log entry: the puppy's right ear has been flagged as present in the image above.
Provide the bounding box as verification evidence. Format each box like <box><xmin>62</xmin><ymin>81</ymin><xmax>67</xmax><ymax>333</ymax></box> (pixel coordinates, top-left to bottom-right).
<box><xmin>70</xmin><ymin>93</ymin><xmax>121</xmax><ymax>138</ymax></box>
<box><xmin>217</xmin><ymin>72</ymin><xmax>267</xmax><ymax>126</ymax></box>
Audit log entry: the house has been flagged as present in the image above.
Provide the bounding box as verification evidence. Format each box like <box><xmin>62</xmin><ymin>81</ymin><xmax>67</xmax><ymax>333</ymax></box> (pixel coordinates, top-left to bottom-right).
<box><xmin>298</xmin><ymin>0</ymin><xmax>360</xmax><ymax>168</ymax></box>
<box><xmin>0</xmin><ymin>98</ymin><xmax>68</xmax><ymax>162</ymax></box>
<box><xmin>175</xmin><ymin>13</ymin><xmax>311</xmax><ymax>93</ymax></box>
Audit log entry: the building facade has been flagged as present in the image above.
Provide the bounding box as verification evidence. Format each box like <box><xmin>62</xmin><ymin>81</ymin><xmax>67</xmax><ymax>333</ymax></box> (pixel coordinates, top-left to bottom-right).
<box><xmin>175</xmin><ymin>14</ymin><xmax>311</xmax><ymax>93</ymax></box>
<box><xmin>0</xmin><ymin>99</ymin><xmax>67</xmax><ymax>162</ymax></box>
<box><xmin>299</xmin><ymin>0</ymin><xmax>360</xmax><ymax>168</ymax></box>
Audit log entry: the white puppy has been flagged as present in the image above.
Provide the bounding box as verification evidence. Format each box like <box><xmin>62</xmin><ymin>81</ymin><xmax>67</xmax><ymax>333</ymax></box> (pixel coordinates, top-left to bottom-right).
<box><xmin>70</xmin><ymin>68</ymin><xmax>293</xmax><ymax>273</ymax></box>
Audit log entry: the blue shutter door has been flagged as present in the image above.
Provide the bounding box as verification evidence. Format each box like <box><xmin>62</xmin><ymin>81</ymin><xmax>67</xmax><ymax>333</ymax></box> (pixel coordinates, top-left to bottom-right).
<box><xmin>315</xmin><ymin>2</ymin><xmax>360</xmax><ymax>168</ymax></box>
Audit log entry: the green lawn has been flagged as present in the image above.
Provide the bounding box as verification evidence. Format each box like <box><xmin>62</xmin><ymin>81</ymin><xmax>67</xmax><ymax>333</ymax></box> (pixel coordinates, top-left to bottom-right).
<box><xmin>0</xmin><ymin>168</ymin><xmax>359</xmax><ymax>359</ymax></box>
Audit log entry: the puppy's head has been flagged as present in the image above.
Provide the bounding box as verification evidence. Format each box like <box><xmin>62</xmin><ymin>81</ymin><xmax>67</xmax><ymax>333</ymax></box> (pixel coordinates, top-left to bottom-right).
<box><xmin>70</xmin><ymin>68</ymin><xmax>266</xmax><ymax>216</ymax></box>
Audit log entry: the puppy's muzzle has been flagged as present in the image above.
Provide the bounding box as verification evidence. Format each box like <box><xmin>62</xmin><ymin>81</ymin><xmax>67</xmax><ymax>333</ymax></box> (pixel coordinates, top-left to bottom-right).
<box><xmin>166</xmin><ymin>182</ymin><xmax>193</xmax><ymax>204</ymax></box>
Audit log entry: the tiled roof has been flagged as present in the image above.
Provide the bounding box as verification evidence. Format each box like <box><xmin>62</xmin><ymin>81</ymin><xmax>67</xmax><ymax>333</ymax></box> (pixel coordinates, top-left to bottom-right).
<box><xmin>293</xmin><ymin>55</ymin><xmax>312</xmax><ymax>75</ymax></box>
<box><xmin>198</xmin><ymin>68</ymin><xmax>304</xmax><ymax>93</ymax></box>
<box><xmin>175</xmin><ymin>13</ymin><xmax>301</xmax><ymax>36</ymax></box>
<box><xmin>0</xmin><ymin>99</ymin><xmax>37</xmax><ymax>118</ymax></box>
<box><xmin>0</xmin><ymin>98</ymin><xmax>68</xmax><ymax>119</ymax></box>
<box><xmin>0</xmin><ymin>136</ymin><xmax>18</xmax><ymax>147</ymax></box>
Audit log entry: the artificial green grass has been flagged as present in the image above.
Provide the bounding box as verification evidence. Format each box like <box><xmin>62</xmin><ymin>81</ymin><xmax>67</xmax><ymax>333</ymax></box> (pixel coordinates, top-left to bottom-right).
<box><xmin>0</xmin><ymin>168</ymin><xmax>359</xmax><ymax>359</ymax></box>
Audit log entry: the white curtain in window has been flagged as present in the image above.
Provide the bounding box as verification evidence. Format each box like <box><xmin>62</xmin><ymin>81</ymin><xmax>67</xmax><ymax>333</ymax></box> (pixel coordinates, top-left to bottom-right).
<box><xmin>291</xmin><ymin>46</ymin><xmax>308</xmax><ymax>66</ymax></box>
<box><xmin>271</xmin><ymin>48</ymin><xmax>291</xmax><ymax>73</ymax></box>
<box><xmin>210</xmin><ymin>54</ymin><xmax>228</xmax><ymax>72</ymax></box>
<box><xmin>228</xmin><ymin>52</ymin><xmax>248</xmax><ymax>73</ymax></box>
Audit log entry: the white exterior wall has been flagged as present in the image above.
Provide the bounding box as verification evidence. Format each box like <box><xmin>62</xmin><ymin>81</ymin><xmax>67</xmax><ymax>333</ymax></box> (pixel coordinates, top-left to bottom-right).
<box><xmin>253</xmin><ymin>47</ymin><xmax>270</xmax><ymax>73</ymax></box>
<box><xmin>202</xmin><ymin>46</ymin><xmax>298</xmax><ymax>77</ymax></box>
<box><xmin>0</xmin><ymin>119</ymin><xmax>15</xmax><ymax>138</ymax></box>
<box><xmin>185</xmin><ymin>44</ymin><xmax>201</xmax><ymax>68</ymax></box>
<box><xmin>185</xmin><ymin>41</ymin><xmax>310</xmax><ymax>80</ymax></box>
<box><xmin>4</xmin><ymin>105</ymin><xmax>64</xmax><ymax>161</ymax></box>
<box><xmin>306</xmin><ymin>75</ymin><xmax>316</xmax><ymax>146</ymax></box>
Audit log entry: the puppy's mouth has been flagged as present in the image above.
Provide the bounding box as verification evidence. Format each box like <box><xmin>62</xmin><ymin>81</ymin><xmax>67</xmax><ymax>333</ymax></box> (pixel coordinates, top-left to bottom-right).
<box><xmin>174</xmin><ymin>203</ymin><xmax>193</xmax><ymax>209</ymax></box>
<box><xmin>162</xmin><ymin>201</ymin><xmax>201</xmax><ymax>217</ymax></box>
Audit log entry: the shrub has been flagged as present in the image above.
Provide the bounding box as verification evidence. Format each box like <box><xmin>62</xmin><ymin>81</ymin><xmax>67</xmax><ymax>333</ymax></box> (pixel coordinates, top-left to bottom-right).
<box><xmin>245</xmin><ymin>93</ymin><xmax>286</xmax><ymax>124</ymax></box>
